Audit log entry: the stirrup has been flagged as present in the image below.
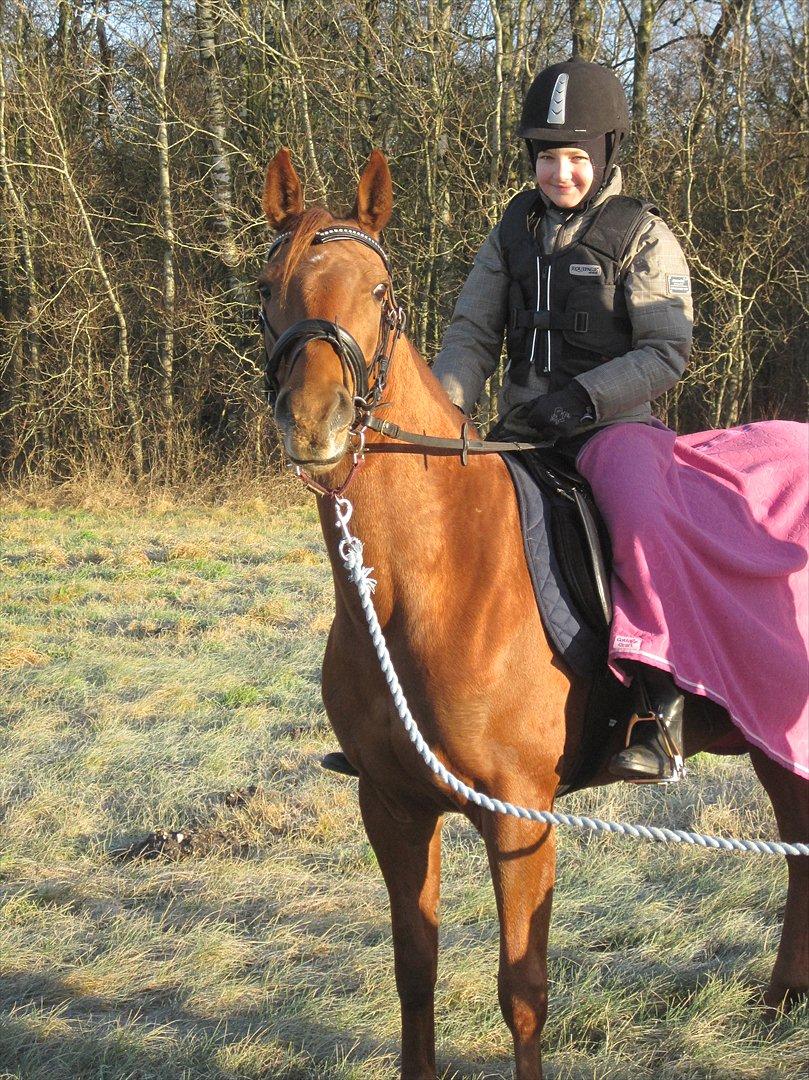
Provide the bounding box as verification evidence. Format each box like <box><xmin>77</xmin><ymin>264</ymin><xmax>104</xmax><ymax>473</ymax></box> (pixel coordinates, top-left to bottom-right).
<box><xmin>617</xmin><ymin>711</ymin><xmax>686</xmax><ymax>786</ymax></box>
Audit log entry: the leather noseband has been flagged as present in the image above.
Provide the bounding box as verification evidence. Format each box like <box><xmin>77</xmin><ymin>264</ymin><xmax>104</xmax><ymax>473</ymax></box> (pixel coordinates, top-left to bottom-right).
<box><xmin>260</xmin><ymin>227</ymin><xmax>404</xmax><ymax>411</ymax></box>
<box><xmin>266</xmin><ymin>317</ymin><xmax>370</xmax><ymax>407</ymax></box>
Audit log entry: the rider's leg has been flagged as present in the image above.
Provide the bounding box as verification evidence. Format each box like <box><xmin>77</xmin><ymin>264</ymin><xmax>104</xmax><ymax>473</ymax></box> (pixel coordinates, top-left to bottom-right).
<box><xmin>608</xmin><ymin>662</ymin><xmax>685</xmax><ymax>782</ymax></box>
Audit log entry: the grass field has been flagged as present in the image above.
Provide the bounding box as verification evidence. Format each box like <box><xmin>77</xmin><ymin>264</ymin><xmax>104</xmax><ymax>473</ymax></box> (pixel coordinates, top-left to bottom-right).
<box><xmin>0</xmin><ymin>485</ymin><xmax>806</xmax><ymax>1080</ymax></box>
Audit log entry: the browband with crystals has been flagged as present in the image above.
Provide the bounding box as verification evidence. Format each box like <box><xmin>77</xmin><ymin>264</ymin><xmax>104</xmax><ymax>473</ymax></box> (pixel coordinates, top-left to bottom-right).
<box><xmin>266</xmin><ymin>226</ymin><xmax>391</xmax><ymax>275</ymax></box>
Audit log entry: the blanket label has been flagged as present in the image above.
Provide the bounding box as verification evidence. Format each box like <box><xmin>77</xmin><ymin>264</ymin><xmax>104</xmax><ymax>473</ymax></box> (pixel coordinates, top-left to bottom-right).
<box><xmin>613</xmin><ymin>634</ymin><xmax>642</xmax><ymax>652</ymax></box>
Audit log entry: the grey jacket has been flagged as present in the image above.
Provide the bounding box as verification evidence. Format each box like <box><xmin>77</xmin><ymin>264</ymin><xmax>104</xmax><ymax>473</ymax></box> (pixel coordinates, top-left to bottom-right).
<box><xmin>432</xmin><ymin>168</ymin><xmax>692</xmax><ymax>437</ymax></box>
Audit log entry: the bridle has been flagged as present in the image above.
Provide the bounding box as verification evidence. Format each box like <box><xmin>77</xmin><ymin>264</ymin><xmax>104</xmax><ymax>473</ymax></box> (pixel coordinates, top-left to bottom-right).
<box><xmin>259</xmin><ymin>224</ymin><xmax>548</xmax><ymax>496</ymax></box>
<box><xmin>259</xmin><ymin>226</ymin><xmax>406</xmax><ymax>418</ymax></box>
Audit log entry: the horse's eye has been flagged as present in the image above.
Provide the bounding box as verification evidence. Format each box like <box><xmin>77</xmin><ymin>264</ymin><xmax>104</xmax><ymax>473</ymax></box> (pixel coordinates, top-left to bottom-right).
<box><xmin>259</xmin><ymin>284</ymin><xmax>272</xmax><ymax>301</ymax></box>
<box><xmin>372</xmin><ymin>283</ymin><xmax>387</xmax><ymax>302</ymax></box>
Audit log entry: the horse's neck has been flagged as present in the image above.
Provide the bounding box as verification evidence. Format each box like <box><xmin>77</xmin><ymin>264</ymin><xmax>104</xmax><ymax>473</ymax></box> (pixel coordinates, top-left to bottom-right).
<box><xmin>317</xmin><ymin>336</ymin><xmax>493</xmax><ymax>615</ymax></box>
<box><xmin>374</xmin><ymin>336</ymin><xmax>465</xmax><ymax>441</ymax></box>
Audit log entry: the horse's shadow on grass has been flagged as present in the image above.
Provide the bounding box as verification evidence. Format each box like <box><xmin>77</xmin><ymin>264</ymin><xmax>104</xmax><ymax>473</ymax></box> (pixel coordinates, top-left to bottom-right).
<box><xmin>1</xmin><ymin>780</ymin><xmax>794</xmax><ymax>1080</ymax></box>
<box><xmin>0</xmin><ymin>898</ymin><xmax>793</xmax><ymax>1080</ymax></box>
<box><xmin>0</xmin><ymin>965</ymin><xmax>518</xmax><ymax>1080</ymax></box>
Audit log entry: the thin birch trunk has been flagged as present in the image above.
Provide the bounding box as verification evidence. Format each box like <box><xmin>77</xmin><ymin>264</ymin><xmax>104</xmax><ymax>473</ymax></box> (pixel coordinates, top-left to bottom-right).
<box><xmin>489</xmin><ymin>0</ymin><xmax>504</xmax><ymax>192</ymax></box>
<box><xmin>0</xmin><ymin>15</ymin><xmax>45</xmax><ymax>470</ymax></box>
<box><xmin>358</xmin><ymin>0</ymin><xmax>379</xmax><ymax>156</ymax></box>
<box><xmin>157</xmin><ymin>0</ymin><xmax>176</xmax><ymax>441</ymax></box>
<box><xmin>95</xmin><ymin>1</ymin><xmax>114</xmax><ymax>149</ymax></box>
<box><xmin>424</xmin><ymin>0</ymin><xmax>451</xmax><ymax>354</ymax></box>
<box><xmin>261</xmin><ymin>2</ymin><xmax>285</xmax><ymax>150</ymax></box>
<box><xmin>632</xmin><ymin>0</ymin><xmax>654</xmax><ymax>137</ymax></box>
<box><xmin>505</xmin><ymin>0</ymin><xmax>530</xmax><ymax>189</ymax></box>
<box><xmin>277</xmin><ymin>2</ymin><xmax>327</xmax><ymax>201</ymax></box>
<box><xmin>736</xmin><ymin>0</ymin><xmax>752</xmax><ymax>182</ymax></box>
<box><xmin>690</xmin><ymin>0</ymin><xmax>744</xmax><ymax>145</ymax></box>
<box><xmin>238</xmin><ymin>0</ymin><xmax>250</xmax><ymax>132</ymax></box>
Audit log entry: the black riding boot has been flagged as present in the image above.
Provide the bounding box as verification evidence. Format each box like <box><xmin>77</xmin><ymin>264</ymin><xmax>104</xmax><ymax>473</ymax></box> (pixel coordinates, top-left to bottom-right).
<box><xmin>321</xmin><ymin>751</ymin><xmax>359</xmax><ymax>777</ymax></box>
<box><xmin>608</xmin><ymin>665</ymin><xmax>685</xmax><ymax>783</ymax></box>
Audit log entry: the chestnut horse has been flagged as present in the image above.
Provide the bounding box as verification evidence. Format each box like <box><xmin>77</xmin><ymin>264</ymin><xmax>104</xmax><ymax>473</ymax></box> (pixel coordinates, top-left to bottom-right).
<box><xmin>259</xmin><ymin>149</ymin><xmax>809</xmax><ymax>1080</ymax></box>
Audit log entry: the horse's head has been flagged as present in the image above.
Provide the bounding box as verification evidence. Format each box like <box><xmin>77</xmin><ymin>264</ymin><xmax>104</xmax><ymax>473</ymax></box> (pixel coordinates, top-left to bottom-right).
<box><xmin>259</xmin><ymin>149</ymin><xmax>400</xmax><ymax>473</ymax></box>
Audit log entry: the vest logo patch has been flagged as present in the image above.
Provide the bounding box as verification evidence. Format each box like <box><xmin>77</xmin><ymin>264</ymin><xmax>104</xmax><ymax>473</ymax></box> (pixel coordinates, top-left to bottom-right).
<box><xmin>667</xmin><ymin>274</ymin><xmax>690</xmax><ymax>295</ymax></box>
<box><xmin>569</xmin><ymin>264</ymin><xmax>602</xmax><ymax>277</ymax></box>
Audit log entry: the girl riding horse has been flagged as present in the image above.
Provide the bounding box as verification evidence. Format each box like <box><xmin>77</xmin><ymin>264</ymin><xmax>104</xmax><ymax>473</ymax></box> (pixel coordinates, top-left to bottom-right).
<box><xmin>327</xmin><ymin>57</ymin><xmax>695</xmax><ymax>782</ymax></box>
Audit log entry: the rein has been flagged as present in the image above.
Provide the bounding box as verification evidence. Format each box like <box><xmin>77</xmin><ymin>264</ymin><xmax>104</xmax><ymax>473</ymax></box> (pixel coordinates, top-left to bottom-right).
<box><xmin>259</xmin><ymin>226</ymin><xmax>550</xmax><ymax>491</ymax></box>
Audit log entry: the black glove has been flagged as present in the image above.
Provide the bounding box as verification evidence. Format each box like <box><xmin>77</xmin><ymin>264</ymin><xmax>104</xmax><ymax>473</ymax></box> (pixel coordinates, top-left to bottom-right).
<box><xmin>518</xmin><ymin>381</ymin><xmax>596</xmax><ymax>441</ymax></box>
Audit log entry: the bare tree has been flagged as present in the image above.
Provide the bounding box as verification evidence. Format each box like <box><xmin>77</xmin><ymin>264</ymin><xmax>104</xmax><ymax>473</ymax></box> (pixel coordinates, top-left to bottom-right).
<box><xmin>0</xmin><ymin>0</ymin><xmax>803</xmax><ymax>479</ymax></box>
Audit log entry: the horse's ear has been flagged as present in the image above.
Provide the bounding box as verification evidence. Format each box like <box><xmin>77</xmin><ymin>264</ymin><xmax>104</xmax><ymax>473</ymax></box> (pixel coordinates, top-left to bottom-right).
<box><xmin>351</xmin><ymin>149</ymin><xmax>392</xmax><ymax>237</ymax></box>
<box><xmin>262</xmin><ymin>148</ymin><xmax>304</xmax><ymax>230</ymax></box>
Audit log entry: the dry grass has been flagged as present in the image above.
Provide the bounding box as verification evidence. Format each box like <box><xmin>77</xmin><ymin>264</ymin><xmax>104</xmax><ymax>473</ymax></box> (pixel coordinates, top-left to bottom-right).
<box><xmin>0</xmin><ymin>491</ymin><xmax>806</xmax><ymax>1079</ymax></box>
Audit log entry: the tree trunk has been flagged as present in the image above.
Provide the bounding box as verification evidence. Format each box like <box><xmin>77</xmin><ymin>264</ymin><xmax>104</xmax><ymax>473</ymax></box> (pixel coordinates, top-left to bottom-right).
<box><xmin>489</xmin><ymin>0</ymin><xmax>504</xmax><ymax>191</ymax></box>
<box><xmin>690</xmin><ymin>0</ymin><xmax>745</xmax><ymax>145</ymax></box>
<box><xmin>0</xmin><ymin>11</ymin><xmax>45</xmax><ymax>472</ymax></box>
<box><xmin>157</xmin><ymin>0</ymin><xmax>176</xmax><ymax>451</ymax></box>
<box><xmin>95</xmin><ymin>2</ymin><xmax>114</xmax><ymax>149</ymax></box>
<box><xmin>196</xmin><ymin>0</ymin><xmax>243</xmax><ymax>296</ymax></box>
<box><xmin>569</xmin><ymin>0</ymin><xmax>595</xmax><ymax>59</ymax></box>
<box><xmin>41</xmin><ymin>97</ymin><xmax>144</xmax><ymax>476</ymax></box>
<box><xmin>631</xmin><ymin>0</ymin><xmax>654</xmax><ymax>137</ymax></box>
<box><xmin>358</xmin><ymin>0</ymin><xmax>379</xmax><ymax>156</ymax></box>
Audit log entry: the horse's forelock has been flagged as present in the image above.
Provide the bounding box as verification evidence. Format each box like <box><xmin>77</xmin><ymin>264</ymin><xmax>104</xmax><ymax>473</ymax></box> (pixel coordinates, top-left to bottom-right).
<box><xmin>280</xmin><ymin>207</ymin><xmax>334</xmax><ymax>300</ymax></box>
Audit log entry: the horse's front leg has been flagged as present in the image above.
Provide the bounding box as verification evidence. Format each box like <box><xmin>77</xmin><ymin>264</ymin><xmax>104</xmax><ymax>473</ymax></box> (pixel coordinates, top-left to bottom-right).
<box><xmin>358</xmin><ymin>779</ymin><xmax>443</xmax><ymax>1080</ymax></box>
<box><xmin>483</xmin><ymin>807</ymin><xmax>556</xmax><ymax>1080</ymax></box>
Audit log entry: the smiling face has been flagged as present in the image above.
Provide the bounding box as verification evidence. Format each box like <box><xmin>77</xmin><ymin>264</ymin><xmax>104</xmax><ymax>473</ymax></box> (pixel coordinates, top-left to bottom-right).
<box><xmin>534</xmin><ymin>146</ymin><xmax>594</xmax><ymax>209</ymax></box>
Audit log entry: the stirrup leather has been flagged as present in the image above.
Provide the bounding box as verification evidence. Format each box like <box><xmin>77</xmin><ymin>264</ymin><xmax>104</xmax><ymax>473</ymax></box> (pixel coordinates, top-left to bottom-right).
<box><xmin>622</xmin><ymin>711</ymin><xmax>686</xmax><ymax>785</ymax></box>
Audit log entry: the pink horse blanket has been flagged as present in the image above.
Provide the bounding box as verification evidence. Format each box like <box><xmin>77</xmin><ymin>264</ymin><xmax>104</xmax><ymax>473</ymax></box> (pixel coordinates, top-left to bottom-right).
<box><xmin>576</xmin><ymin>421</ymin><xmax>809</xmax><ymax>779</ymax></box>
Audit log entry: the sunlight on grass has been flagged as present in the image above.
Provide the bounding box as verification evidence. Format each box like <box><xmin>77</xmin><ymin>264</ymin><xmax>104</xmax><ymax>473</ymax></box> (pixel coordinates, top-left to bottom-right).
<box><xmin>0</xmin><ymin>491</ymin><xmax>804</xmax><ymax>1079</ymax></box>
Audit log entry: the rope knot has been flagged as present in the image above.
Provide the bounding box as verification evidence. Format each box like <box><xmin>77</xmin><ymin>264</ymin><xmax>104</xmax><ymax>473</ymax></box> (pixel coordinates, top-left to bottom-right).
<box><xmin>338</xmin><ymin>535</ymin><xmax>377</xmax><ymax>593</ymax></box>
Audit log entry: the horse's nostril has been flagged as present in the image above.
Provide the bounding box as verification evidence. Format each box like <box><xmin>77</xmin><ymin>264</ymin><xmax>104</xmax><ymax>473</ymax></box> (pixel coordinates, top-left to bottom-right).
<box><xmin>274</xmin><ymin>388</ymin><xmax>290</xmax><ymax>424</ymax></box>
<box><xmin>332</xmin><ymin>387</ymin><xmax>354</xmax><ymax>429</ymax></box>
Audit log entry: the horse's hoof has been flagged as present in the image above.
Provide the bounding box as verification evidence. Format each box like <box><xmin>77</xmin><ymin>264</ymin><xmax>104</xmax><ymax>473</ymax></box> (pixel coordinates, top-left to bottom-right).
<box><xmin>763</xmin><ymin>983</ymin><xmax>808</xmax><ymax>1013</ymax></box>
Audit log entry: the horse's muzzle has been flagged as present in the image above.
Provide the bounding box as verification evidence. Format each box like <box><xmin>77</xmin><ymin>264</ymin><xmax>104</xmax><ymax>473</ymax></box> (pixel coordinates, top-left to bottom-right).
<box><xmin>274</xmin><ymin>384</ymin><xmax>355</xmax><ymax>471</ymax></box>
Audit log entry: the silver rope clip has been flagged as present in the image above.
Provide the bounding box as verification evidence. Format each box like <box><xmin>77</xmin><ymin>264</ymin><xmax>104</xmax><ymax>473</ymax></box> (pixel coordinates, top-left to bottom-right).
<box><xmin>334</xmin><ymin>496</ymin><xmax>353</xmax><ymax>534</ymax></box>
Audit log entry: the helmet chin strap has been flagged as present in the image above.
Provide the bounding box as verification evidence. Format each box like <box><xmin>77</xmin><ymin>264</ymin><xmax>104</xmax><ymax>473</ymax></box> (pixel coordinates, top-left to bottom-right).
<box><xmin>582</xmin><ymin>132</ymin><xmax>626</xmax><ymax>207</ymax></box>
<box><xmin>575</xmin><ymin>165</ymin><xmax>607</xmax><ymax>210</ymax></box>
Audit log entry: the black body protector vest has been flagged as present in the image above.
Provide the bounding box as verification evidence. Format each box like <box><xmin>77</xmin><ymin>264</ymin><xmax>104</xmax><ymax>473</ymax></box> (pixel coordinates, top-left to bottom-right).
<box><xmin>501</xmin><ymin>190</ymin><xmax>657</xmax><ymax>392</ymax></box>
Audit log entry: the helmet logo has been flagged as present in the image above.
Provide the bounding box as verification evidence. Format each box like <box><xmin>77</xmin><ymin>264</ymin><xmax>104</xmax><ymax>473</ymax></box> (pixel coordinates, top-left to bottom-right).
<box><xmin>547</xmin><ymin>73</ymin><xmax>569</xmax><ymax>125</ymax></box>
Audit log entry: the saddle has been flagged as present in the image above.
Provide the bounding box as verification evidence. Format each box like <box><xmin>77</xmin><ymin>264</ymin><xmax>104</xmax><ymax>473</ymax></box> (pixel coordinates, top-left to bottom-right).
<box><xmin>501</xmin><ymin>447</ymin><xmax>635</xmax><ymax>795</ymax></box>
<box><xmin>517</xmin><ymin>448</ymin><xmax>613</xmax><ymax>634</ymax></box>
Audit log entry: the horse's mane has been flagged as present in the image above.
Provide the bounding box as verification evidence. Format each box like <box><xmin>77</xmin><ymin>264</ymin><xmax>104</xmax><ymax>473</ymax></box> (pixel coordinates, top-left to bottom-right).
<box><xmin>279</xmin><ymin>206</ymin><xmax>334</xmax><ymax>301</ymax></box>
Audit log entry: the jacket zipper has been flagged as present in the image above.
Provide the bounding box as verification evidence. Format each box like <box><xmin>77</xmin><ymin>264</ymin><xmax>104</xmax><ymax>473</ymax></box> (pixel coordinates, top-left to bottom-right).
<box><xmin>544</xmin><ymin>260</ymin><xmax>552</xmax><ymax>373</ymax></box>
<box><xmin>542</xmin><ymin>216</ymin><xmax>568</xmax><ymax>374</ymax></box>
<box><xmin>528</xmin><ymin>255</ymin><xmax>540</xmax><ymax>367</ymax></box>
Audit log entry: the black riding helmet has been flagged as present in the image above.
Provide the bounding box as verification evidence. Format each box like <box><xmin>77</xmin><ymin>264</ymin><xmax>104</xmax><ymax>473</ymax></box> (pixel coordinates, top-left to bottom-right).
<box><xmin>519</xmin><ymin>58</ymin><xmax>630</xmax><ymax>203</ymax></box>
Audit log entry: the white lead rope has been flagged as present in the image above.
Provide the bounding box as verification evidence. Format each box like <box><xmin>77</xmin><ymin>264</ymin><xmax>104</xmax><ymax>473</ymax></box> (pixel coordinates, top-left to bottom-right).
<box><xmin>332</xmin><ymin>496</ymin><xmax>809</xmax><ymax>857</ymax></box>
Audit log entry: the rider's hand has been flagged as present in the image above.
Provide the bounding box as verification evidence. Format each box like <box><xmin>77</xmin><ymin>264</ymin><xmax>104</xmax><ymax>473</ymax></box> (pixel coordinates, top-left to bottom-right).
<box><xmin>516</xmin><ymin>381</ymin><xmax>596</xmax><ymax>441</ymax></box>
